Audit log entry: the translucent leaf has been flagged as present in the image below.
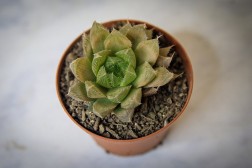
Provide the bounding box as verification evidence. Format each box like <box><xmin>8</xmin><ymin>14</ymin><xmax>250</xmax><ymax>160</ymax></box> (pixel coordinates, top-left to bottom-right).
<box><xmin>92</xmin><ymin>98</ymin><xmax>118</xmax><ymax>118</ymax></box>
<box><xmin>104</xmin><ymin>57</ymin><xmax>127</xmax><ymax>77</ymax></box>
<box><xmin>159</xmin><ymin>45</ymin><xmax>174</xmax><ymax>56</ymax></box>
<box><xmin>121</xmin><ymin>88</ymin><xmax>142</xmax><ymax>109</ymax></box>
<box><xmin>119</xmin><ymin>23</ymin><xmax>132</xmax><ymax>35</ymax></box>
<box><xmin>104</xmin><ymin>29</ymin><xmax>132</xmax><ymax>53</ymax></box>
<box><xmin>143</xmin><ymin>87</ymin><xmax>158</xmax><ymax>97</ymax></box>
<box><xmin>145</xmin><ymin>28</ymin><xmax>153</xmax><ymax>40</ymax></box>
<box><xmin>133</xmin><ymin>62</ymin><xmax>156</xmax><ymax>88</ymax></box>
<box><xmin>96</xmin><ymin>66</ymin><xmax>123</xmax><ymax>89</ymax></box>
<box><xmin>126</xmin><ymin>26</ymin><xmax>147</xmax><ymax>49</ymax></box>
<box><xmin>108</xmin><ymin>73</ymin><xmax>122</xmax><ymax>88</ymax></box>
<box><xmin>82</xmin><ymin>33</ymin><xmax>93</xmax><ymax>59</ymax></box>
<box><xmin>70</xmin><ymin>57</ymin><xmax>95</xmax><ymax>83</ymax></box>
<box><xmin>135</xmin><ymin>39</ymin><xmax>159</xmax><ymax>66</ymax></box>
<box><xmin>155</xmin><ymin>55</ymin><xmax>173</xmax><ymax>68</ymax></box>
<box><xmin>92</xmin><ymin>50</ymin><xmax>111</xmax><ymax>76</ymax></box>
<box><xmin>144</xmin><ymin>67</ymin><xmax>174</xmax><ymax>88</ymax></box>
<box><xmin>67</xmin><ymin>81</ymin><xmax>93</xmax><ymax>101</ymax></box>
<box><xmin>133</xmin><ymin>24</ymin><xmax>146</xmax><ymax>29</ymax></box>
<box><xmin>107</xmin><ymin>85</ymin><xmax>131</xmax><ymax>103</ymax></box>
<box><xmin>90</xmin><ymin>21</ymin><xmax>109</xmax><ymax>53</ymax></box>
<box><xmin>113</xmin><ymin>107</ymin><xmax>134</xmax><ymax>123</ymax></box>
<box><xmin>120</xmin><ymin>65</ymin><xmax>136</xmax><ymax>86</ymax></box>
<box><xmin>85</xmin><ymin>81</ymin><xmax>106</xmax><ymax>98</ymax></box>
<box><xmin>96</xmin><ymin>66</ymin><xmax>111</xmax><ymax>88</ymax></box>
<box><xmin>115</xmin><ymin>48</ymin><xmax>136</xmax><ymax>69</ymax></box>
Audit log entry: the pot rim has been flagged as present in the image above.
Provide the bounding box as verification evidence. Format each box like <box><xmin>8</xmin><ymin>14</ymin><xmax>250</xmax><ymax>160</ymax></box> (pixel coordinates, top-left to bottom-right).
<box><xmin>56</xmin><ymin>19</ymin><xmax>193</xmax><ymax>143</ymax></box>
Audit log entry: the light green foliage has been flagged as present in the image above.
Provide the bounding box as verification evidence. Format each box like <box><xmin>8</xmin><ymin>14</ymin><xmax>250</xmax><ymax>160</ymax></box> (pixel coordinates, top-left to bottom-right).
<box><xmin>68</xmin><ymin>21</ymin><xmax>175</xmax><ymax>122</ymax></box>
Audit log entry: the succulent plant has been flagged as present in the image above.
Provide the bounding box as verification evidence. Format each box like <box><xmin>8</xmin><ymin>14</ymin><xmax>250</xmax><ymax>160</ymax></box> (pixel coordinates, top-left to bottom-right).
<box><xmin>68</xmin><ymin>21</ymin><xmax>175</xmax><ymax>122</ymax></box>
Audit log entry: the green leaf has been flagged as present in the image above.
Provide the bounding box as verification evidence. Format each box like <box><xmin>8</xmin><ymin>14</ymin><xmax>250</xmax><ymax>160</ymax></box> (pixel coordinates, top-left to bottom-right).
<box><xmin>67</xmin><ymin>80</ymin><xmax>93</xmax><ymax>101</ymax></box>
<box><xmin>85</xmin><ymin>81</ymin><xmax>106</xmax><ymax>98</ymax></box>
<box><xmin>92</xmin><ymin>98</ymin><xmax>118</xmax><ymax>118</ymax></box>
<box><xmin>82</xmin><ymin>33</ymin><xmax>93</xmax><ymax>59</ymax></box>
<box><xmin>135</xmin><ymin>39</ymin><xmax>159</xmax><ymax>66</ymax></box>
<box><xmin>107</xmin><ymin>73</ymin><xmax>122</xmax><ymax>88</ymax></box>
<box><xmin>159</xmin><ymin>45</ymin><xmax>174</xmax><ymax>56</ymax></box>
<box><xmin>92</xmin><ymin>50</ymin><xmax>110</xmax><ymax>76</ymax></box>
<box><xmin>144</xmin><ymin>67</ymin><xmax>174</xmax><ymax>88</ymax></box>
<box><xmin>104</xmin><ymin>29</ymin><xmax>132</xmax><ymax>53</ymax></box>
<box><xmin>119</xmin><ymin>23</ymin><xmax>132</xmax><ymax>35</ymax></box>
<box><xmin>96</xmin><ymin>66</ymin><xmax>123</xmax><ymax>89</ymax></box>
<box><xmin>113</xmin><ymin>107</ymin><xmax>134</xmax><ymax>123</ymax></box>
<box><xmin>90</xmin><ymin>21</ymin><xmax>109</xmax><ymax>53</ymax></box>
<box><xmin>133</xmin><ymin>62</ymin><xmax>156</xmax><ymax>88</ymax></box>
<box><xmin>107</xmin><ymin>85</ymin><xmax>131</xmax><ymax>103</ymax></box>
<box><xmin>70</xmin><ymin>57</ymin><xmax>95</xmax><ymax>83</ymax></box>
<box><xmin>126</xmin><ymin>26</ymin><xmax>147</xmax><ymax>49</ymax></box>
<box><xmin>115</xmin><ymin>48</ymin><xmax>136</xmax><ymax>69</ymax></box>
<box><xmin>121</xmin><ymin>88</ymin><xmax>142</xmax><ymax>109</ymax></box>
<box><xmin>120</xmin><ymin>65</ymin><xmax>136</xmax><ymax>86</ymax></box>
<box><xmin>145</xmin><ymin>28</ymin><xmax>153</xmax><ymax>40</ymax></box>
<box><xmin>104</xmin><ymin>57</ymin><xmax>127</xmax><ymax>77</ymax></box>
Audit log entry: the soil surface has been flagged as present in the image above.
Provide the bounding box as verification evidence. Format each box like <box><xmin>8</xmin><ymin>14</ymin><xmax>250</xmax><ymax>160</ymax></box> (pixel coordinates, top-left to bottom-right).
<box><xmin>59</xmin><ymin>22</ymin><xmax>189</xmax><ymax>139</ymax></box>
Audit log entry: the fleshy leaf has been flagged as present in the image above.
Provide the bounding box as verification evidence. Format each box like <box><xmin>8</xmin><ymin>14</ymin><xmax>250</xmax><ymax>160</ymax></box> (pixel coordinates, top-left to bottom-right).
<box><xmin>108</xmin><ymin>73</ymin><xmax>122</xmax><ymax>88</ymax></box>
<box><xmin>133</xmin><ymin>24</ymin><xmax>146</xmax><ymax>29</ymax></box>
<box><xmin>144</xmin><ymin>67</ymin><xmax>174</xmax><ymax>88</ymax></box>
<box><xmin>119</xmin><ymin>23</ymin><xmax>132</xmax><ymax>35</ymax></box>
<box><xmin>135</xmin><ymin>38</ymin><xmax>159</xmax><ymax>66</ymax></box>
<box><xmin>67</xmin><ymin>81</ymin><xmax>93</xmax><ymax>101</ymax></box>
<box><xmin>120</xmin><ymin>65</ymin><xmax>136</xmax><ymax>86</ymax></box>
<box><xmin>156</xmin><ymin>55</ymin><xmax>173</xmax><ymax>68</ymax></box>
<box><xmin>70</xmin><ymin>57</ymin><xmax>95</xmax><ymax>83</ymax></box>
<box><xmin>133</xmin><ymin>62</ymin><xmax>156</xmax><ymax>88</ymax></box>
<box><xmin>107</xmin><ymin>85</ymin><xmax>131</xmax><ymax>103</ymax></box>
<box><xmin>104</xmin><ymin>57</ymin><xmax>127</xmax><ymax>77</ymax></box>
<box><xmin>145</xmin><ymin>28</ymin><xmax>153</xmax><ymax>39</ymax></box>
<box><xmin>143</xmin><ymin>87</ymin><xmax>159</xmax><ymax>97</ymax></box>
<box><xmin>121</xmin><ymin>88</ymin><xmax>142</xmax><ymax>109</ymax></box>
<box><xmin>115</xmin><ymin>48</ymin><xmax>136</xmax><ymax>69</ymax></box>
<box><xmin>90</xmin><ymin>21</ymin><xmax>109</xmax><ymax>53</ymax></box>
<box><xmin>96</xmin><ymin>66</ymin><xmax>123</xmax><ymax>89</ymax></box>
<box><xmin>92</xmin><ymin>50</ymin><xmax>110</xmax><ymax>76</ymax></box>
<box><xmin>104</xmin><ymin>29</ymin><xmax>132</xmax><ymax>53</ymax></box>
<box><xmin>126</xmin><ymin>26</ymin><xmax>147</xmax><ymax>49</ymax></box>
<box><xmin>113</xmin><ymin>107</ymin><xmax>134</xmax><ymax>122</ymax></box>
<box><xmin>159</xmin><ymin>45</ymin><xmax>174</xmax><ymax>56</ymax></box>
<box><xmin>85</xmin><ymin>81</ymin><xmax>106</xmax><ymax>98</ymax></box>
<box><xmin>96</xmin><ymin>66</ymin><xmax>111</xmax><ymax>88</ymax></box>
<box><xmin>82</xmin><ymin>33</ymin><xmax>93</xmax><ymax>59</ymax></box>
<box><xmin>92</xmin><ymin>98</ymin><xmax>118</xmax><ymax>118</ymax></box>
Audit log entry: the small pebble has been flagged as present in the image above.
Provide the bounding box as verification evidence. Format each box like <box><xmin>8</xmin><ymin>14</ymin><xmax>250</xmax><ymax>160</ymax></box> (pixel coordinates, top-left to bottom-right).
<box><xmin>99</xmin><ymin>124</ymin><xmax>105</xmax><ymax>134</ymax></box>
<box><xmin>105</xmin><ymin>127</ymin><xmax>120</xmax><ymax>139</ymax></box>
<box><xmin>93</xmin><ymin>118</ymin><xmax>100</xmax><ymax>131</ymax></box>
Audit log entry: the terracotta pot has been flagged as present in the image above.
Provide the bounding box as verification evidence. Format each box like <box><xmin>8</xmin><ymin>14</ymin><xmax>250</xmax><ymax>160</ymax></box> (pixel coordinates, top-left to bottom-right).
<box><xmin>56</xmin><ymin>19</ymin><xmax>193</xmax><ymax>156</ymax></box>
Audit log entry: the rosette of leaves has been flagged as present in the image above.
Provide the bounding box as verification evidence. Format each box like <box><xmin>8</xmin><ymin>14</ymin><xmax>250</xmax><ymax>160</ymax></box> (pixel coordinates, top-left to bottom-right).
<box><xmin>68</xmin><ymin>21</ymin><xmax>175</xmax><ymax>122</ymax></box>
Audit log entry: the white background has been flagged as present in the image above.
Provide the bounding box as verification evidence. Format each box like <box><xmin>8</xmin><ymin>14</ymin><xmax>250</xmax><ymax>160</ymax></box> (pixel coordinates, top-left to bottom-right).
<box><xmin>0</xmin><ymin>0</ymin><xmax>252</xmax><ymax>168</ymax></box>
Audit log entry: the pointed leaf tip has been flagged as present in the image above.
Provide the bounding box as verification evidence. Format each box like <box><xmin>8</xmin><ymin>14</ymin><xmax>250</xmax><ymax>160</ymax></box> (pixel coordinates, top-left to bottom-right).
<box><xmin>121</xmin><ymin>88</ymin><xmax>142</xmax><ymax>109</ymax></box>
<box><xmin>90</xmin><ymin>21</ymin><xmax>109</xmax><ymax>53</ymax></box>
<box><xmin>113</xmin><ymin>108</ymin><xmax>134</xmax><ymax>123</ymax></box>
<box><xmin>135</xmin><ymin>39</ymin><xmax>159</xmax><ymax>66</ymax></box>
<box><xmin>92</xmin><ymin>99</ymin><xmax>118</xmax><ymax>118</ymax></box>
<box><xmin>67</xmin><ymin>81</ymin><xmax>93</xmax><ymax>102</ymax></box>
<box><xmin>70</xmin><ymin>57</ymin><xmax>95</xmax><ymax>83</ymax></box>
<box><xmin>145</xmin><ymin>67</ymin><xmax>174</xmax><ymax>88</ymax></box>
<box><xmin>104</xmin><ymin>29</ymin><xmax>132</xmax><ymax>53</ymax></box>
